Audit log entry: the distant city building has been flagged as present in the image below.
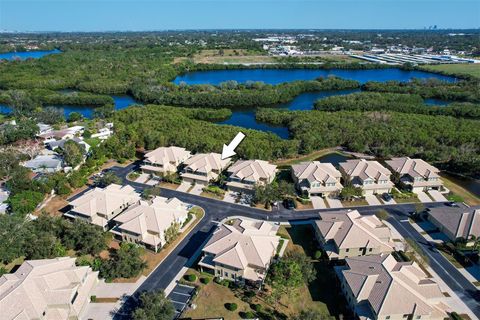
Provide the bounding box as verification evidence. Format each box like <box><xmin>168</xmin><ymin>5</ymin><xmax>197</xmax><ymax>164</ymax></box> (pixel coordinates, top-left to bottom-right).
<box><xmin>198</xmin><ymin>218</ymin><xmax>280</xmax><ymax>285</ymax></box>
<box><xmin>0</xmin><ymin>257</ymin><xmax>99</xmax><ymax>320</ymax></box>
<box><xmin>427</xmin><ymin>205</ymin><xmax>480</xmax><ymax>241</ymax></box>
<box><xmin>314</xmin><ymin>210</ymin><xmax>395</xmax><ymax>260</ymax></box>
<box><xmin>336</xmin><ymin>254</ymin><xmax>449</xmax><ymax>320</ymax></box>
<box><xmin>226</xmin><ymin>159</ymin><xmax>277</xmax><ymax>193</ymax></box>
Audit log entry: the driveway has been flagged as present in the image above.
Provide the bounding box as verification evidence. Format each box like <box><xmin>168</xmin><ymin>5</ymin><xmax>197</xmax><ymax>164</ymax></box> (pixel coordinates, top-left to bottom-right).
<box><xmin>177</xmin><ymin>181</ymin><xmax>191</xmax><ymax>192</ymax></box>
<box><xmin>189</xmin><ymin>184</ymin><xmax>204</xmax><ymax>195</ymax></box>
<box><xmin>428</xmin><ymin>190</ymin><xmax>448</xmax><ymax>202</ymax></box>
<box><xmin>135</xmin><ymin>173</ymin><xmax>150</xmax><ymax>184</ymax></box>
<box><xmin>381</xmin><ymin>197</ymin><xmax>397</xmax><ymax>205</ymax></box>
<box><xmin>415</xmin><ymin>191</ymin><xmax>433</xmax><ymax>203</ymax></box>
<box><xmin>224</xmin><ymin>191</ymin><xmax>238</xmax><ymax>204</ymax></box>
<box><xmin>311</xmin><ymin>196</ymin><xmax>326</xmax><ymax>209</ymax></box>
<box><xmin>167</xmin><ymin>283</ymin><xmax>196</xmax><ymax>318</ymax></box>
<box><xmin>325</xmin><ymin>197</ymin><xmax>343</xmax><ymax>208</ymax></box>
<box><xmin>365</xmin><ymin>194</ymin><xmax>381</xmax><ymax>205</ymax></box>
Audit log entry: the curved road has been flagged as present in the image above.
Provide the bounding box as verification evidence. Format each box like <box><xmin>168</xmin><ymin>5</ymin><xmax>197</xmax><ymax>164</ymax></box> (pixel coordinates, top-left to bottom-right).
<box><xmin>110</xmin><ymin>162</ymin><xmax>480</xmax><ymax>317</ymax></box>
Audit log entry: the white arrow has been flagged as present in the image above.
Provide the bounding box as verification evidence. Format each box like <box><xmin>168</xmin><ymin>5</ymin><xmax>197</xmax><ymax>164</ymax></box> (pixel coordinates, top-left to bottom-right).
<box><xmin>221</xmin><ymin>132</ymin><xmax>246</xmax><ymax>160</ymax></box>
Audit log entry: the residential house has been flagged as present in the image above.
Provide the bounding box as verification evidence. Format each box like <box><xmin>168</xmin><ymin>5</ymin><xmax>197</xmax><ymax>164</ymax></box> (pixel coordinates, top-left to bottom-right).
<box><xmin>181</xmin><ymin>153</ymin><xmax>231</xmax><ymax>185</ymax></box>
<box><xmin>0</xmin><ymin>186</ymin><xmax>9</xmax><ymax>214</ymax></box>
<box><xmin>37</xmin><ymin>123</ymin><xmax>53</xmax><ymax>135</ymax></box>
<box><xmin>339</xmin><ymin>159</ymin><xmax>394</xmax><ymax>195</ymax></box>
<box><xmin>23</xmin><ymin>153</ymin><xmax>63</xmax><ymax>173</ymax></box>
<box><xmin>141</xmin><ymin>146</ymin><xmax>191</xmax><ymax>176</ymax></box>
<box><xmin>64</xmin><ymin>184</ymin><xmax>141</xmax><ymax>230</ymax></box>
<box><xmin>226</xmin><ymin>159</ymin><xmax>277</xmax><ymax>193</ymax></box>
<box><xmin>46</xmin><ymin>137</ymin><xmax>91</xmax><ymax>155</ymax></box>
<box><xmin>336</xmin><ymin>254</ymin><xmax>449</xmax><ymax>320</ymax></box>
<box><xmin>385</xmin><ymin>157</ymin><xmax>443</xmax><ymax>192</ymax></box>
<box><xmin>427</xmin><ymin>205</ymin><xmax>480</xmax><ymax>241</ymax></box>
<box><xmin>291</xmin><ymin>161</ymin><xmax>343</xmax><ymax>197</ymax></box>
<box><xmin>314</xmin><ymin>210</ymin><xmax>395</xmax><ymax>260</ymax></box>
<box><xmin>198</xmin><ymin>219</ymin><xmax>280</xmax><ymax>285</ymax></box>
<box><xmin>38</xmin><ymin>125</ymin><xmax>84</xmax><ymax>140</ymax></box>
<box><xmin>0</xmin><ymin>257</ymin><xmax>99</xmax><ymax>320</ymax></box>
<box><xmin>111</xmin><ymin>196</ymin><xmax>190</xmax><ymax>252</ymax></box>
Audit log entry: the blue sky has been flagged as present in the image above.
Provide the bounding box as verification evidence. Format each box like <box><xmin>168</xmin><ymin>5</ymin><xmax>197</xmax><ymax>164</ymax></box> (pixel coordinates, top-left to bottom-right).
<box><xmin>0</xmin><ymin>0</ymin><xmax>479</xmax><ymax>31</ymax></box>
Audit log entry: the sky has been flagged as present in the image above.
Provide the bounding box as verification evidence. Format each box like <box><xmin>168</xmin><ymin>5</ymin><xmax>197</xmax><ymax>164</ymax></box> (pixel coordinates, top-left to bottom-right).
<box><xmin>0</xmin><ymin>0</ymin><xmax>479</xmax><ymax>32</ymax></box>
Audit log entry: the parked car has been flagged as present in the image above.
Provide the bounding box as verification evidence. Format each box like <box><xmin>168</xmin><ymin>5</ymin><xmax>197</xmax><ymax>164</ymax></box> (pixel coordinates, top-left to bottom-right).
<box><xmin>283</xmin><ymin>198</ymin><xmax>295</xmax><ymax>210</ymax></box>
<box><xmin>382</xmin><ymin>193</ymin><xmax>393</xmax><ymax>202</ymax></box>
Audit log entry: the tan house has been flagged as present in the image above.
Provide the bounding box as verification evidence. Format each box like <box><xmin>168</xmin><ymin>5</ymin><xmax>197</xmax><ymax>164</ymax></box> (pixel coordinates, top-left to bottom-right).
<box><xmin>0</xmin><ymin>257</ymin><xmax>99</xmax><ymax>320</ymax></box>
<box><xmin>111</xmin><ymin>196</ymin><xmax>190</xmax><ymax>252</ymax></box>
<box><xmin>65</xmin><ymin>184</ymin><xmax>141</xmax><ymax>230</ymax></box>
<box><xmin>385</xmin><ymin>157</ymin><xmax>443</xmax><ymax>192</ymax></box>
<box><xmin>336</xmin><ymin>254</ymin><xmax>449</xmax><ymax>320</ymax></box>
<box><xmin>226</xmin><ymin>159</ymin><xmax>277</xmax><ymax>193</ymax></box>
<box><xmin>314</xmin><ymin>210</ymin><xmax>395</xmax><ymax>260</ymax></box>
<box><xmin>141</xmin><ymin>146</ymin><xmax>191</xmax><ymax>176</ymax></box>
<box><xmin>339</xmin><ymin>159</ymin><xmax>394</xmax><ymax>195</ymax></box>
<box><xmin>181</xmin><ymin>153</ymin><xmax>231</xmax><ymax>185</ymax></box>
<box><xmin>427</xmin><ymin>205</ymin><xmax>480</xmax><ymax>241</ymax></box>
<box><xmin>198</xmin><ymin>219</ymin><xmax>280</xmax><ymax>284</ymax></box>
<box><xmin>291</xmin><ymin>161</ymin><xmax>343</xmax><ymax>197</ymax></box>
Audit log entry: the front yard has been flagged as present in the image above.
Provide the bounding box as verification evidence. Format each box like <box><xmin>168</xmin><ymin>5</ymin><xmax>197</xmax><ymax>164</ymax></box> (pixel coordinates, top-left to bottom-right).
<box><xmin>183</xmin><ymin>224</ymin><xmax>349</xmax><ymax>320</ymax></box>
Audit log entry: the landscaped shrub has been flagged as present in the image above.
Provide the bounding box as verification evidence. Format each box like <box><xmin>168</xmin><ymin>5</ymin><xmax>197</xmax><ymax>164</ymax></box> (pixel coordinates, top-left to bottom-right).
<box><xmin>245</xmin><ymin>291</ymin><xmax>256</xmax><ymax>298</ymax></box>
<box><xmin>184</xmin><ymin>274</ymin><xmax>197</xmax><ymax>282</ymax></box>
<box><xmin>90</xmin><ymin>295</ymin><xmax>97</xmax><ymax>302</ymax></box>
<box><xmin>240</xmin><ymin>311</ymin><xmax>256</xmax><ymax>319</ymax></box>
<box><xmin>200</xmin><ymin>277</ymin><xmax>211</xmax><ymax>284</ymax></box>
<box><xmin>314</xmin><ymin>250</ymin><xmax>322</xmax><ymax>260</ymax></box>
<box><xmin>225</xmin><ymin>302</ymin><xmax>238</xmax><ymax>311</ymax></box>
<box><xmin>251</xmin><ymin>303</ymin><xmax>262</xmax><ymax>312</ymax></box>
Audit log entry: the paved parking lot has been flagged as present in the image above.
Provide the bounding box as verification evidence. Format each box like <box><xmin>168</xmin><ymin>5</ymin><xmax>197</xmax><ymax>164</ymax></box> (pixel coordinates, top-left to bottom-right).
<box><xmin>428</xmin><ymin>190</ymin><xmax>448</xmax><ymax>202</ymax></box>
<box><xmin>325</xmin><ymin>197</ymin><xmax>343</xmax><ymax>208</ymax></box>
<box><xmin>415</xmin><ymin>191</ymin><xmax>433</xmax><ymax>203</ymax></box>
<box><xmin>167</xmin><ymin>283</ymin><xmax>196</xmax><ymax>318</ymax></box>
<box><xmin>365</xmin><ymin>194</ymin><xmax>381</xmax><ymax>205</ymax></box>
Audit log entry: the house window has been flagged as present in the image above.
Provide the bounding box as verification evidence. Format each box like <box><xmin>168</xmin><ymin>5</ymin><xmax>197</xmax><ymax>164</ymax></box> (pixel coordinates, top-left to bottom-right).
<box><xmin>386</xmin><ymin>317</ymin><xmax>390</xmax><ymax>320</ymax></box>
<box><xmin>346</xmin><ymin>249</ymin><xmax>349</xmax><ymax>252</ymax></box>
<box><xmin>369</xmin><ymin>248</ymin><xmax>373</xmax><ymax>252</ymax></box>
<box><xmin>225</xmin><ymin>272</ymin><xmax>229</xmax><ymax>277</ymax></box>
<box><xmin>416</xmin><ymin>317</ymin><xmax>421</xmax><ymax>319</ymax></box>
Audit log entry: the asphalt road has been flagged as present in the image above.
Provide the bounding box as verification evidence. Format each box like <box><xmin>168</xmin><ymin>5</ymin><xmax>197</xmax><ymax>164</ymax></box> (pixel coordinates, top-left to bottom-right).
<box><xmin>110</xmin><ymin>162</ymin><xmax>480</xmax><ymax>318</ymax></box>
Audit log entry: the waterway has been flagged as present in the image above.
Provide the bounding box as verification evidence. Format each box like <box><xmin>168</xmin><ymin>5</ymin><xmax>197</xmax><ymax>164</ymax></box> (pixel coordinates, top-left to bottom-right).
<box><xmin>173</xmin><ymin>68</ymin><xmax>456</xmax><ymax>85</ymax></box>
<box><xmin>0</xmin><ymin>49</ymin><xmax>62</xmax><ymax>60</ymax></box>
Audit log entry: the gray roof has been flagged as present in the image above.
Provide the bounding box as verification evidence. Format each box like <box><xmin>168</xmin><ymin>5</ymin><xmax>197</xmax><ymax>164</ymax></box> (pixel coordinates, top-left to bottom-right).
<box><xmin>428</xmin><ymin>205</ymin><xmax>480</xmax><ymax>240</ymax></box>
<box><xmin>24</xmin><ymin>154</ymin><xmax>63</xmax><ymax>170</ymax></box>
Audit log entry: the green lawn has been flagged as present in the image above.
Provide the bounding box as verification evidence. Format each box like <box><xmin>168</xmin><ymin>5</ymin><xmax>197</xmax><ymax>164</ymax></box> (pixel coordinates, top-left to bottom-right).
<box><xmin>422</xmin><ymin>63</ymin><xmax>480</xmax><ymax>78</ymax></box>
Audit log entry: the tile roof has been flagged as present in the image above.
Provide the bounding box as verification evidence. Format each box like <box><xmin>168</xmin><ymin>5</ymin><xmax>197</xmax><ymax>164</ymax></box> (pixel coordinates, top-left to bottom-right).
<box><xmin>144</xmin><ymin>146</ymin><xmax>191</xmax><ymax>166</ymax></box>
<box><xmin>428</xmin><ymin>205</ymin><xmax>480</xmax><ymax>240</ymax></box>
<box><xmin>386</xmin><ymin>157</ymin><xmax>440</xmax><ymax>179</ymax></box>
<box><xmin>227</xmin><ymin>160</ymin><xmax>277</xmax><ymax>184</ymax></box>
<box><xmin>340</xmin><ymin>159</ymin><xmax>392</xmax><ymax>182</ymax></box>
<box><xmin>202</xmin><ymin>219</ymin><xmax>280</xmax><ymax>279</ymax></box>
<box><xmin>338</xmin><ymin>254</ymin><xmax>448</xmax><ymax>318</ymax></box>
<box><xmin>0</xmin><ymin>257</ymin><xmax>98</xmax><ymax>320</ymax></box>
<box><xmin>315</xmin><ymin>210</ymin><xmax>395</xmax><ymax>253</ymax></box>
<box><xmin>183</xmin><ymin>153</ymin><xmax>231</xmax><ymax>174</ymax></box>
<box><xmin>292</xmin><ymin>161</ymin><xmax>341</xmax><ymax>184</ymax></box>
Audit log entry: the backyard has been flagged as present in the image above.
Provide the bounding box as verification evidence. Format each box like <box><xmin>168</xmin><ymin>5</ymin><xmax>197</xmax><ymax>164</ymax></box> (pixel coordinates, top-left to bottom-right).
<box><xmin>183</xmin><ymin>224</ymin><xmax>350</xmax><ymax>319</ymax></box>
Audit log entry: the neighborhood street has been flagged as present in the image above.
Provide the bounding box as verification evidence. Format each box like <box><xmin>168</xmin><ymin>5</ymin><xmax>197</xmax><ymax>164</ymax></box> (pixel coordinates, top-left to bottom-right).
<box><xmin>110</xmin><ymin>162</ymin><xmax>480</xmax><ymax>318</ymax></box>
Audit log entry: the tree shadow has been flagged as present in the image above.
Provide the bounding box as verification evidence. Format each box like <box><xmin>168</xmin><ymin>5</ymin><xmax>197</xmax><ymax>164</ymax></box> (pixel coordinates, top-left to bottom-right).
<box><xmin>285</xmin><ymin>224</ymin><xmax>354</xmax><ymax>319</ymax></box>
